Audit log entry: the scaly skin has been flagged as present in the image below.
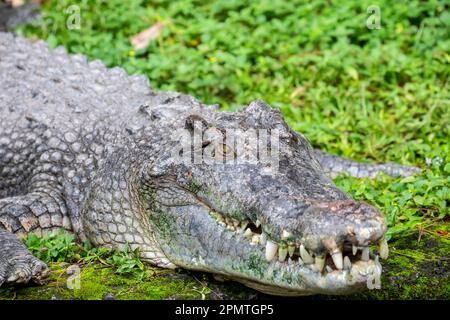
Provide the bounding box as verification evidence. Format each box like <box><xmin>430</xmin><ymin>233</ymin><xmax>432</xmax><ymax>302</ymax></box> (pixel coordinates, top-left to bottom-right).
<box><xmin>0</xmin><ymin>33</ymin><xmax>419</xmax><ymax>295</ymax></box>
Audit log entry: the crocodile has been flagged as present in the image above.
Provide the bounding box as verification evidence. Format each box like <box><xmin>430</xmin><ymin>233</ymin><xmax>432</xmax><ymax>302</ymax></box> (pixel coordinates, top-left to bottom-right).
<box><xmin>0</xmin><ymin>32</ymin><xmax>420</xmax><ymax>296</ymax></box>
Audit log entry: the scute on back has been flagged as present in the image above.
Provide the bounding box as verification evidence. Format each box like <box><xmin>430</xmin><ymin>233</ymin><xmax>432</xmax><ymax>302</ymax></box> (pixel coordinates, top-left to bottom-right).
<box><xmin>0</xmin><ymin>32</ymin><xmax>152</xmax><ymax>119</ymax></box>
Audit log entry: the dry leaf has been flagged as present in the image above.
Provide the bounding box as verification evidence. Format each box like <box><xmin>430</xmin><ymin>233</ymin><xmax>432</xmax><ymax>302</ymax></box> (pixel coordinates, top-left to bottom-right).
<box><xmin>290</xmin><ymin>86</ymin><xmax>306</xmax><ymax>99</ymax></box>
<box><xmin>131</xmin><ymin>22</ymin><xmax>165</xmax><ymax>50</ymax></box>
<box><xmin>436</xmin><ymin>230</ymin><xmax>448</xmax><ymax>237</ymax></box>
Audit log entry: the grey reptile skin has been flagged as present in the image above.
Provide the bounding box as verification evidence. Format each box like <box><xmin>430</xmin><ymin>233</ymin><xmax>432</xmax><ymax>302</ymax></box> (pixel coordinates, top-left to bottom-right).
<box><xmin>0</xmin><ymin>32</ymin><xmax>420</xmax><ymax>295</ymax></box>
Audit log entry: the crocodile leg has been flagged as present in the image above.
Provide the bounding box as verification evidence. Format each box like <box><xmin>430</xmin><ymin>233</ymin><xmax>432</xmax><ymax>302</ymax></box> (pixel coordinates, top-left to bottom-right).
<box><xmin>314</xmin><ymin>150</ymin><xmax>421</xmax><ymax>178</ymax></box>
<box><xmin>0</xmin><ymin>229</ymin><xmax>48</xmax><ymax>286</ymax></box>
<box><xmin>0</xmin><ymin>192</ymin><xmax>72</xmax><ymax>286</ymax></box>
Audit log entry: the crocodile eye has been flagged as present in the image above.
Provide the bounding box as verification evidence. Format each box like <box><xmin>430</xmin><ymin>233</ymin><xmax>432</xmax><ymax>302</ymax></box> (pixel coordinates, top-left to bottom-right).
<box><xmin>221</xmin><ymin>144</ymin><xmax>235</xmax><ymax>159</ymax></box>
<box><xmin>222</xmin><ymin>144</ymin><xmax>232</xmax><ymax>155</ymax></box>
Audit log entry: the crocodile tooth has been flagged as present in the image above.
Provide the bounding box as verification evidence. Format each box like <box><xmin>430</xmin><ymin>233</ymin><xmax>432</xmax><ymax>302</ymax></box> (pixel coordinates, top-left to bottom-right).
<box><xmin>288</xmin><ymin>258</ymin><xmax>293</xmax><ymax>266</ymax></box>
<box><xmin>260</xmin><ymin>232</ymin><xmax>267</xmax><ymax>245</ymax></box>
<box><xmin>241</xmin><ymin>221</ymin><xmax>249</xmax><ymax>230</ymax></box>
<box><xmin>281</xmin><ymin>230</ymin><xmax>291</xmax><ymax>240</ymax></box>
<box><xmin>331</xmin><ymin>251</ymin><xmax>343</xmax><ymax>270</ymax></box>
<box><xmin>255</xmin><ymin>219</ymin><xmax>261</xmax><ymax>228</ymax></box>
<box><xmin>315</xmin><ymin>254</ymin><xmax>326</xmax><ymax>272</ymax></box>
<box><xmin>299</xmin><ymin>244</ymin><xmax>314</xmax><ymax>264</ymax></box>
<box><xmin>352</xmin><ymin>244</ymin><xmax>357</xmax><ymax>255</ymax></box>
<box><xmin>361</xmin><ymin>247</ymin><xmax>370</xmax><ymax>261</ymax></box>
<box><xmin>375</xmin><ymin>255</ymin><xmax>380</xmax><ymax>265</ymax></box>
<box><xmin>265</xmin><ymin>240</ymin><xmax>278</xmax><ymax>261</ymax></box>
<box><xmin>219</xmin><ymin>221</ymin><xmax>226</xmax><ymax>227</ymax></box>
<box><xmin>379</xmin><ymin>239</ymin><xmax>389</xmax><ymax>260</ymax></box>
<box><xmin>343</xmin><ymin>256</ymin><xmax>352</xmax><ymax>270</ymax></box>
<box><xmin>218</xmin><ymin>215</ymin><xmax>225</xmax><ymax>223</ymax></box>
<box><xmin>278</xmin><ymin>245</ymin><xmax>288</xmax><ymax>261</ymax></box>
<box><xmin>244</xmin><ymin>228</ymin><xmax>253</xmax><ymax>238</ymax></box>
<box><xmin>225</xmin><ymin>217</ymin><xmax>233</xmax><ymax>226</ymax></box>
<box><xmin>326</xmin><ymin>265</ymin><xmax>333</xmax><ymax>273</ymax></box>
<box><xmin>209</xmin><ymin>211</ymin><xmax>218</xmax><ymax>219</ymax></box>
<box><xmin>288</xmin><ymin>244</ymin><xmax>296</xmax><ymax>257</ymax></box>
<box><xmin>251</xmin><ymin>234</ymin><xmax>260</xmax><ymax>245</ymax></box>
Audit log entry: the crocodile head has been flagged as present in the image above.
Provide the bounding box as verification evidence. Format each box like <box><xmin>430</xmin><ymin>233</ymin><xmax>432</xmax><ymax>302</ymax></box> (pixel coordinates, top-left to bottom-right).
<box><xmin>139</xmin><ymin>100</ymin><xmax>388</xmax><ymax>296</ymax></box>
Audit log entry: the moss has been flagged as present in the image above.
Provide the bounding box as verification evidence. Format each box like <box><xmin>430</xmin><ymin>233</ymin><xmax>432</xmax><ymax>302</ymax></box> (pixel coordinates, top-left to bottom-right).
<box><xmin>0</xmin><ymin>264</ymin><xmax>209</xmax><ymax>300</ymax></box>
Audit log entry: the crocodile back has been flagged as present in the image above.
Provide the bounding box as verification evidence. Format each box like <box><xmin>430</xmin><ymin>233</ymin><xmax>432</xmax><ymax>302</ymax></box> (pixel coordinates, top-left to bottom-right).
<box><xmin>0</xmin><ymin>32</ymin><xmax>153</xmax><ymax>121</ymax></box>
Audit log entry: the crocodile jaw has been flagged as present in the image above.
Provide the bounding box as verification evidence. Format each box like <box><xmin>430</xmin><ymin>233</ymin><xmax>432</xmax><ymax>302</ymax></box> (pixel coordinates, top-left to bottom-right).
<box><xmin>147</xmin><ymin>201</ymin><xmax>386</xmax><ymax>296</ymax></box>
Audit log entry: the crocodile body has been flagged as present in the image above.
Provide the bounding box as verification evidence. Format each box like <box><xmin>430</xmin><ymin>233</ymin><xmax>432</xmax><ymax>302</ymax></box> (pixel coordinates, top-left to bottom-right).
<box><xmin>0</xmin><ymin>33</ymin><xmax>419</xmax><ymax>295</ymax></box>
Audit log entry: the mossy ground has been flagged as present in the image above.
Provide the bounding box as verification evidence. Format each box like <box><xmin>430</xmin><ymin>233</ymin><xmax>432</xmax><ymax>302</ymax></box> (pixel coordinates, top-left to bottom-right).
<box><xmin>0</xmin><ymin>263</ymin><xmax>207</xmax><ymax>300</ymax></box>
<box><xmin>1</xmin><ymin>223</ymin><xmax>448</xmax><ymax>300</ymax></box>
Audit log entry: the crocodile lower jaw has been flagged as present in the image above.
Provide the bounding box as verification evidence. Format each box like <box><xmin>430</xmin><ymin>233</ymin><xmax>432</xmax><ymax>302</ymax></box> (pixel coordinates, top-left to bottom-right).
<box><xmin>237</xmin><ymin>259</ymin><xmax>382</xmax><ymax>296</ymax></box>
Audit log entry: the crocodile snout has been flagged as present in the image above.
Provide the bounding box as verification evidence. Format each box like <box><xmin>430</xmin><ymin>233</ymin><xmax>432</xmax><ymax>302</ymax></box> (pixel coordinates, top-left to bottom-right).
<box><xmin>252</xmin><ymin>198</ymin><xmax>388</xmax><ymax>273</ymax></box>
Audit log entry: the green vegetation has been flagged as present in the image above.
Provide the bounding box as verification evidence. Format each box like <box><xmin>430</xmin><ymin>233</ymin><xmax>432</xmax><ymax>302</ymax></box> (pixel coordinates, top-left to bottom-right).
<box><xmin>26</xmin><ymin>230</ymin><xmax>146</xmax><ymax>278</ymax></box>
<box><xmin>4</xmin><ymin>0</ymin><xmax>449</xmax><ymax>299</ymax></box>
<box><xmin>335</xmin><ymin>167</ymin><xmax>449</xmax><ymax>239</ymax></box>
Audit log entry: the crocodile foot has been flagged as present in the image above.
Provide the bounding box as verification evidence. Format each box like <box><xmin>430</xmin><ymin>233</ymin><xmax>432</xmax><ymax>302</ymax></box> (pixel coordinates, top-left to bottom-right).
<box><xmin>0</xmin><ymin>253</ymin><xmax>48</xmax><ymax>286</ymax></box>
<box><xmin>0</xmin><ymin>230</ymin><xmax>49</xmax><ymax>286</ymax></box>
